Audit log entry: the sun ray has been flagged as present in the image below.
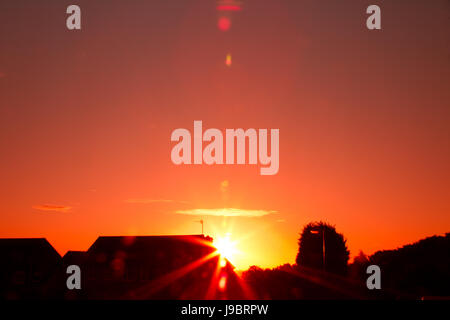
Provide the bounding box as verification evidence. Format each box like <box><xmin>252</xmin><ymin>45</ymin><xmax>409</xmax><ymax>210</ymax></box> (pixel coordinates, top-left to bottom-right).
<box><xmin>125</xmin><ymin>244</ymin><xmax>219</xmax><ymax>299</ymax></box>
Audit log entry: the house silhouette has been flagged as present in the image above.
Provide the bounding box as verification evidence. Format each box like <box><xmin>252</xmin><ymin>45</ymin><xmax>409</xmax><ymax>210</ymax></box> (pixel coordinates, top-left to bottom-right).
<box><xmin>0</xmin><ymin>238</ymin><xmax>62</xmax><ymax>299</ymax></box>
<box><xmin>1</xmin><ymin>235</ymin><xmax>246</xmax><ymax>299</ymax></box>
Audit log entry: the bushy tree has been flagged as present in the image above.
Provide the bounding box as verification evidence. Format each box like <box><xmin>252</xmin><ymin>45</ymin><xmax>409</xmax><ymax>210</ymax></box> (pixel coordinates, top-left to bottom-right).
<box><xmin>296</xmin><ymin>221</ymin><xmax>349</xmax><ymax>275</ymax></box>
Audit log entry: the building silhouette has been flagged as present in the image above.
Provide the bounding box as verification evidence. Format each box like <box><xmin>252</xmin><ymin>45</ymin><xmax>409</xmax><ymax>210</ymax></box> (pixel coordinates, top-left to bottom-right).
<box><xmin>0</xmin><ymin>238</ymin><xmax>62</xmax><ymax>299</ymax></box>
<box><xmin>0</xmin><ymin>235</ymin><xmax>244</xmax><ymax>299</ymax></box>
<box><xmin>63</xmin><ymin>234</ymin><xmax>243</xmax><ymax>299</ymax></box>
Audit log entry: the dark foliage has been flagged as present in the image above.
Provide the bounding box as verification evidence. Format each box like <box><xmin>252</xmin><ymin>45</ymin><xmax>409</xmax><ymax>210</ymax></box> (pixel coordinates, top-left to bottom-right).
<box><xmin>367</xmin><ymin>233</ymin><xmax>450</xmax><ymax>298</ymax></box>
<box><xmin>295</xmin><ymin>222</ymin><xmax>350</xmax><ymax>276</ymax></box>
<box><xmin>241</xmin><ymin>263</ymin><xmax>367</xmax><ymax>299</ymax></box>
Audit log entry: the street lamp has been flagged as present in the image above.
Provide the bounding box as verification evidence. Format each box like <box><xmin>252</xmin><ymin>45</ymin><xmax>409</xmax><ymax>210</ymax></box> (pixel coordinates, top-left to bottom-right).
<box><xmin>195</xmin><ymin>219</ymin><xmax>204</xmax><ymax>235</ymax></box>
<box><xmin>310</xmin><ymin>226</ymin><xmax>325</xmax><ymax>272</ymax></box>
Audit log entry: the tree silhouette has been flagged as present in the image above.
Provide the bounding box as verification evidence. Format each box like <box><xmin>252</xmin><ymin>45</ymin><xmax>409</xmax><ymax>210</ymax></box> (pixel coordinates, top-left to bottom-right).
<box><xmin>295</xmin><ymin>222</ymin><xmax>349</xmax><ymax>275</ymax></box>
<box><xmin>368</xmin><ymin>233</ymin><xmax>450</xmax><ymax>298</ymax></box>
<box><xmin>348</xmin><ymin>250</ymin><xmax>369</xmax><ymax>281</ymax></box>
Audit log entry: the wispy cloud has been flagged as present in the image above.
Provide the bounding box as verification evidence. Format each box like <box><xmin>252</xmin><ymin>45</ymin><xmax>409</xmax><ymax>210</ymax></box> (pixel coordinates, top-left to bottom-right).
<box><xmin>32</xmin><ymin>204</ymin><xmax>72</xmax><ymax>213</ymax></box>
<box><xmin>125</xmin><ymin>199</ymin><xmax>189</xmax><ymax>204</ymax></box>
<box><xmin>175</xmin><ymin>208</ymin><xmax>276</xmax><ymax>217</ymax></box>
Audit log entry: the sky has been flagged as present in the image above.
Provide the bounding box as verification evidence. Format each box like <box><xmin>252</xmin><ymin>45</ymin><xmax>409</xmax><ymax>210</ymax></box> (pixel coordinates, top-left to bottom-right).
<box><xmin>0</xmin><ymin>0</ymin><xmax>449</xmax><ymax>270</ymax></box>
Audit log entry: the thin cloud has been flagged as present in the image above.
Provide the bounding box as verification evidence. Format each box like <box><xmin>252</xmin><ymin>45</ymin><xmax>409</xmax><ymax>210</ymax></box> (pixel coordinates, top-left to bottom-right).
<box><xmin>32</xmin><ymin>204</ymin><xmax>72</xmax><ymax>213</ymax></box>
<box><xmin>175</xmin><ymin>208</ymin><xmax>276</xmax><ymax>217</ymax></box>
<box><xmin>125</xmin><ymin>199</ymin><xmax>189</xmax><ymax>204</ymax></box>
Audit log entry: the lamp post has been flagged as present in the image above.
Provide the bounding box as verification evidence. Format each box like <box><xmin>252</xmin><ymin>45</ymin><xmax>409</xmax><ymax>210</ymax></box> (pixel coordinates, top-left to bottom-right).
<box><xmin>195</xmin><ymin>219</ymin><xmax>204</xmax><ymax>235</ymax></box>
<box><xmin>311</xmin><ymin>226</ymin><xmax>325</xmax><ymax>272</ymax></box>
<box><xmin>322</xmin><ymin>226</ymin><xmax>325</xmax><ymax>272</ymax></box>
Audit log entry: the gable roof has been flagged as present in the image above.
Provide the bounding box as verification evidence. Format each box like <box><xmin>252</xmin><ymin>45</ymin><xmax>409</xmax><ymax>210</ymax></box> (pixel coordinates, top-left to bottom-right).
<box><xmin>0</xmin><ymin>238</ymin><xmax>61</xmax><ymax>260</ymax></box>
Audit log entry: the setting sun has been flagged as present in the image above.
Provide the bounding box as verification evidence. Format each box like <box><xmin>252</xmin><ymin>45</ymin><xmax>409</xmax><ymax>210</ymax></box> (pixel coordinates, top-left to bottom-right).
<box><xmin>214</xmin><ymin>235</ymin><xmax>237</xmax><ymax>262</ymax></box>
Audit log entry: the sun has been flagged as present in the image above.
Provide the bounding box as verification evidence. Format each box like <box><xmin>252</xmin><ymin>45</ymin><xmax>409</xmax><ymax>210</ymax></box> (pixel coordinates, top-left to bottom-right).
<box><xmin>213</xmin><ymin>235</ymin><xmax>237</xmax><ymax>262</ymax></box>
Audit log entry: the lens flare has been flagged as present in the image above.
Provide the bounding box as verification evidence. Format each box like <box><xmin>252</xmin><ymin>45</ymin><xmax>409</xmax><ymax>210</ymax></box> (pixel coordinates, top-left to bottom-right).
<box><xmin>219</xmin><ymin>256</ymin><xmax>227</xmax><ymax>268</ymax></box>
<box><xmin>225</xmin><ymin>54</ymin><xmax>232</xmax><ymax>67</ymax></box>
<box><xmin>218</xmin><ymin>275</ymin><xmax>227</xmax><ymax>291</ymax></box>
<box><xmin>218</xmin><ymin>17</ymin><xmax>231</xmax><ymax>31</ymax></box>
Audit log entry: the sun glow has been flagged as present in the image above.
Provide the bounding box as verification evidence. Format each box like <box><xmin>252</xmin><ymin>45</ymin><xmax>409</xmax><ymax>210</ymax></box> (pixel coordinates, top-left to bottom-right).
<box><xmin>214</xmin><ymin>235</ymin><xmax>237</xmax><ymax>262</ymax></box>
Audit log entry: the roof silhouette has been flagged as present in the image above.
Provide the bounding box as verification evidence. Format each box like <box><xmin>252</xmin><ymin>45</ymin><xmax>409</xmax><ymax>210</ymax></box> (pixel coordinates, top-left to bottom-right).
<box><xmin>87</xmin><ymin>234</ymin><xmax>212</xmax><ymax>253</ymax></box>
<box><xmin>0</xmin><ymin>238</ymin><xmax>62</xmax><ymax>299</ymax></box>
<box><xmin>0</xmin><ymin>238</ymin><xmax>60</xmax><ymax>258</ymax></box>
<box><xmin>0</xmin><ymin>235</ymin><xmax>245</xmax><ymax>299</ymax></box>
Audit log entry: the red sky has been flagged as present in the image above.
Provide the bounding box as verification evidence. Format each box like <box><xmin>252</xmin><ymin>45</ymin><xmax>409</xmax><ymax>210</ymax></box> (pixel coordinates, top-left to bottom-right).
<box><xmin>0</xmin><ymin>0</ymin><xmax>449</xmax><ymax>270</ymax></box>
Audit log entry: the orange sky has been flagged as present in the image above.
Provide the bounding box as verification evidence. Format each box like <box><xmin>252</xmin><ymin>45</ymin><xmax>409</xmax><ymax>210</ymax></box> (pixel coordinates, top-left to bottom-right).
<box><xmin>0</xmin><ymin>0</ymin><xmax>449</xmax><ymax>270</ymax></box>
